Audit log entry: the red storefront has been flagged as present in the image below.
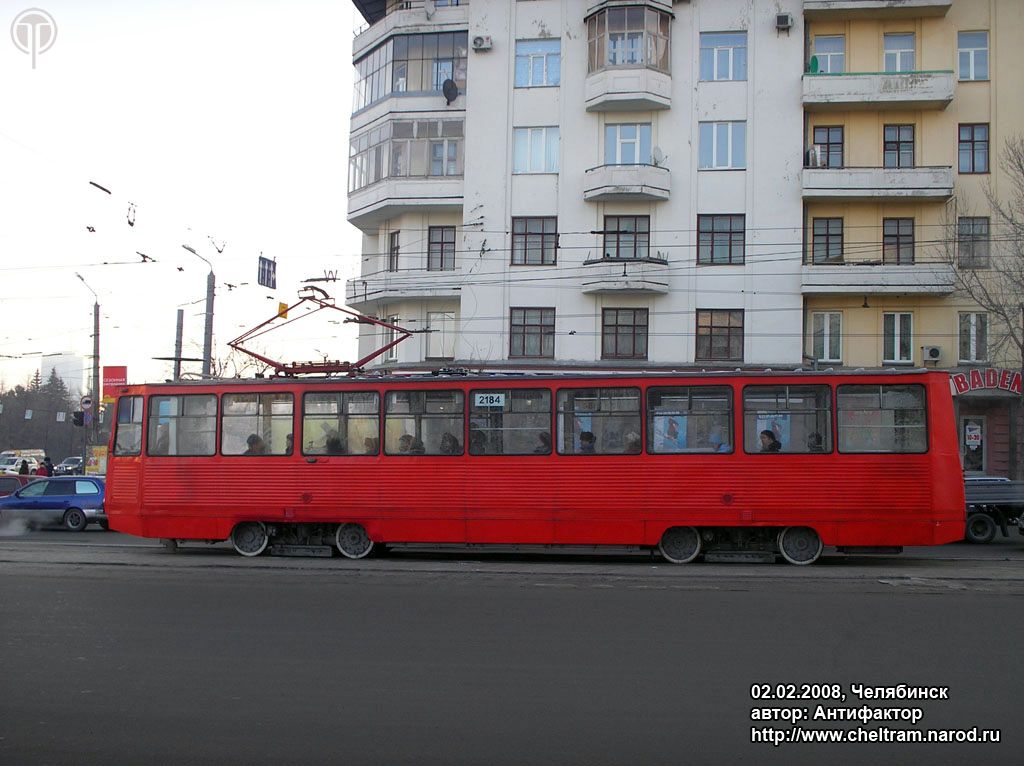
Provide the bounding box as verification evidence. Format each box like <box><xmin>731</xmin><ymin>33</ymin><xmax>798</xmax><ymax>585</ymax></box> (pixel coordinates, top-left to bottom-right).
<box><xmin>950</xmin><ymin>367</ymin><xmax>1023</xmax><ymax>478</ymax></box>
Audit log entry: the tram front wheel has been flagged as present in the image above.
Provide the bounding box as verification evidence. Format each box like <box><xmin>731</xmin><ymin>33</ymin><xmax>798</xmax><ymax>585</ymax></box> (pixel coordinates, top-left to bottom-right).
<box><xmin>336</xmin><ymin>523</ymin><xmax>374</xmax><ymax>559</ymax></box>
<box><xmin>231</xmin><ymin>521</ymin><xmax>269</xmax><ymax>557</ymax></box>
<box><xmin>777</xmin><ymin>526</ymin><xmax>823</xmax><ymax>565</ymax></box>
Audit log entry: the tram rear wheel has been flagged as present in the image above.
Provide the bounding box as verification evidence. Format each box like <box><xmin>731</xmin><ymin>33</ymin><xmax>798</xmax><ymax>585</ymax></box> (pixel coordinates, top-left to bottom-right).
<box><xmin>658</xmin><ymin>526</ymin><xmax>702</xmax><ymax>564</ymax></box>
<box><xmin>777</xmin><ymin>527</ymin><xmax>823</xmax><ymax>565</ymax></box>
<box><xmin>335</xmin><ymin>523</ymin><xmax>374</xmax><ymax>559</ymax></box>
<box><xmin>231</xmin><ymin>521</ymin><xmax>269</xmax><ymax>557</ymax></box>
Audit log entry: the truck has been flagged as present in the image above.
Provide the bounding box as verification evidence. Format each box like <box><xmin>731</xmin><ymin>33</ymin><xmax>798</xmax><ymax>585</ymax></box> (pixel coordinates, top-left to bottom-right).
<box><xmin>963</xmin><ymin>477</ymin><xmax>1024</xmax><ymax>543</ymax></box>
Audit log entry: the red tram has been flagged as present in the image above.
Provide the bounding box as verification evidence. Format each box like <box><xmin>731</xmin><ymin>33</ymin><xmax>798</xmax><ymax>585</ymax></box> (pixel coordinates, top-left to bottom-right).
<box><xmin>104</xmin><ymin>369</ymin><xmax>965</xmax><ymax>565</ymax></box>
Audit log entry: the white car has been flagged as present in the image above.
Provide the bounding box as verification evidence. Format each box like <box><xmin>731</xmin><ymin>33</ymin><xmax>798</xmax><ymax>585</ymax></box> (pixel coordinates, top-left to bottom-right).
<box><xmin>0</xmin><ymin>456</ymin><xmax>39</xmax><ymax>474</ymax></box>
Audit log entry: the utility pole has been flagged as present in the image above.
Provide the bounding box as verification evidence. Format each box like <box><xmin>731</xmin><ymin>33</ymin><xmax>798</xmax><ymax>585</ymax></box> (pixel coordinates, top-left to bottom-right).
<box><xmin>174</xmin><ymin>309</ymin><xmax>184</xmax><ymax>381</ymax></box>
<box><xmin>76</xmin><ymin>273</ymin><xmax>100</xmax><ymax>442</ymax></box>
<box><xmin>183</xmin><ymin>244</ymin><xmax>215</xmax><ymax>378</ymax></box>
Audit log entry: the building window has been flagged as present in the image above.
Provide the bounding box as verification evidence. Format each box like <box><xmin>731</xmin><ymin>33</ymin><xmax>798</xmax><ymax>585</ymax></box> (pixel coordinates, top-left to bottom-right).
<box><xmin>602</xmin><ymin>309</ymin><xmax>648</xmax><ymax>359</ymax></box>
<box><xmin>428</xmin><ymin>226</ymin><xmax>456</xmax><ymax>271</ymax></box>
<box><xmin>883</xmin><ymin>218</ymin><xmax>914</xmax><ymax>265</ymax></box>
<box><xmin>813</xmin><ymin>35</ymin><xmax>845</xmax><ymax>73</ymax></box>
<box><xmin>388</xmin><ymin>232</ymin><xmax>400</xmax><ymax>272</ymax></box>
<box><xmin>958</xmin><ymin>217</ymin><xmax>990</xmax><ymax>268</ymax></box>
<box><xmin>697</xmin><ymin>215</ymin><xmax>745</xmax><ymax>265</ymax></box>
<box><xmin>352</xmin><ymin>32</ymin><xmax>469</xmax><ymax>113</ymax></box>
<box><xmin>513</xmin><ymin>127</ymin><xmax>559</xmax><ymax>173</ymax></box>
<box><xmin>602</xmin><ymin>216</ymin><xmax>649</xmax><ymax>259</ymax></box>
<box><xmin>349</xmin><ymin>119</ymin><xmax>464</xmax><ymax>193</ymax></box>
<box><xmin>515</xmin><ymin>39</ymin><xmax>561</xmax><ymax>87</ymax></box>
<box><xmin>883</xmin><ymin>33</ymin><xmax>915</xmax><ymax>72</ymax></box>
<box><xmin>883</xmin><ymin>125</ymin><xmax>914</xmax><ymax>168</ymax></box>
<box><xmin>384</xmin><ymin>315</ymin><xmax>400</xmax><ymax>362</ymax></box>
<box><xmin>510</xmin><ymin>308</ymin><xmax>555</xmax><ymax>358</ymax></box>
<box><xmin>883</xmin><ymin>312</ymin><xmax>913</xmax><ymax>363</ymax></box>
<box><xmin>696</xmin><ymin>309</ymin><xmax>744</xmax><ymax>361</ymax></box>
<box><xmin>587</xmin><ymin>7</ymin><xmax>671</xmax><ymax>73</ymax></box>
<box><xmin>812</xmin><ymin>126</ymin><xmax>843</xmax><ymax>168</ymax></box>
<box><xmin>812</xmin><ymin>312</ymin><xmax>842</xmax><ymax>363</ymax></box>
<box><xmin>426</xmin><ymin>311</ymin><xmax>457</xmax><ymax>359</ymax></box>
<box><xmin>959</xmin><ymin>124</ymin><xmax>989</xmax><ymax>174</ymax></box>
<box><xmin>812</xmin><ymin>218</ymin><xmax>843</xmax><ymax>264</ymax></box>
<box><xmin>604</xmin><ymin>123</ymin><xmax>652</xmax><ymax>165</ymax></box>
<box><xmin>958</xmin><ymin>31</ymin><xmax>989</xmax><ymax>81</ymax></box>
<box><xmin>959</xmin><ymin>313</ymin><xmax>988</xmax><ymax>363</ymax></box>
<box><xmin>698</xmin><ymin>121</ymin><xmax>746</xmax><ymax>169</ymax></box>
<box><xmin>699</xmin><ymin>32</ymin><xmax>747</xmax><ymax>81</ymax></box>
<box><xmin>512</xmin><ymin>217</ymin><xmax>557</xmax><ymax>265</ymax></box>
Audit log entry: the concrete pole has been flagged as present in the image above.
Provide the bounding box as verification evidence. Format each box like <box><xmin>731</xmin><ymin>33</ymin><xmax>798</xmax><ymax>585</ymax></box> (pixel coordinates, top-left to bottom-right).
<box><xmin>92</xmin><ymin>300</ymin><xmax>100</xmax><ymax>441</ymax></box>
<box><xmin>202</xmin><ymin>270</ymin><xmax>215</xmax><ymax>378</ymax></box>
<box><xmin>174</xmin><ymin>309</ymin><xmax>184</xmax><ymax>381</ymax></box>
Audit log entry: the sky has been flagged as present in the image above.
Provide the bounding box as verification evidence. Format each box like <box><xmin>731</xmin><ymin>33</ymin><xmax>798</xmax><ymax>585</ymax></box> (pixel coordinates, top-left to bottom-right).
<box><xmin>0</xmin><ymin>0</ymin><xmax>365</xmax><ymax>393</ymax></box>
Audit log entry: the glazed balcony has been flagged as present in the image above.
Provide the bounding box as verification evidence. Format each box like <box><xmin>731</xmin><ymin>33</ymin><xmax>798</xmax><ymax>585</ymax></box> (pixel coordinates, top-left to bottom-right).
<box><xmin>353</xmin><ymin>1</ymin><xmax>470</xmax><ymax>59</ymax></box>
<box><xmin>584</xmin><ymin>164</ymin><xmax>671</xmax><ymax>202</ymax></box>
<box><xmin>802</xmin><ymin>165</ymin><xmax>953</xmax><ymax>201</ymax></box>
<box><xmin>803</xmin><ymin>70</ymin><xmax>954</xmax><ymax>111</ymax></box>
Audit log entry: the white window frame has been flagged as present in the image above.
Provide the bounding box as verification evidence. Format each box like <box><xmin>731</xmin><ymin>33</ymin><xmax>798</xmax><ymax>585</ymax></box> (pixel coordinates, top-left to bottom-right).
<box><xmin>515</xmin><ymin>40</ymin><xmax>561</xmax><ymax>87</ymax></box>
<box><xmin>813</xmin><ymin>35</ymin><xmax>845</xmax><ymax>74</ymax></box>
<box><xmin>384</xmin><ymin>314</ymin><xmax>400</xmax><ymax>362</ymax></box>
<box><xmin>883</xmin><ymin>33</ymin><xmax>915</xmax><ymax>73</ymax></box>
<box><xmin>883</xmin><ymin>312</ymin><xmax>913</xmax><ymax>364</ymax></box>
<box><xmin>605</xmin><ymin>124</ymin><xmax>652</xmax><ymax>165</ymax></box>
<box><xmin>428</xmin><ymin>138</ymin><xmax>461</xmax><ymax>177</ymax></box>
<box><xmin>698</xmin><ymin>121</ymin><xmax>746</xmax><ymax>170</ymax></box>
<box><xmin>958</xmin><ymin>312</ymin><xmax>988</xmax><ymax>363</ymax></box>
<box><xmin>513</xmin><ymin>127</ymin><xmax>560</xmax><ymax>174</ymax></box>
<box><xmin>426</xmin><ymin>311</ymin><xmax>458</xmax><ymax>360</ymax></box>
<box><xmin>958</xmin><ymin>31</ymin><xmax>989</xmax><ymax>81</ymax></box>
<box><xmin>812</xmin><ymin>312</ymin><xmax>842</xmax><ymax>363</ymax></box>
<box><xmin>699</xmin><ymin>32</ymin><xmax>747</xmax><ymax>81</ymax></box>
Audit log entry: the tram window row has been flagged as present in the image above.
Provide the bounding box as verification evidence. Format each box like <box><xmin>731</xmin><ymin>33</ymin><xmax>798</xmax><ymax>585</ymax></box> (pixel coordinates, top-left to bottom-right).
<box><xmin>112</xmin><ymin>383</ymin><xmax>928</xmax><ymax>459</ymax></box>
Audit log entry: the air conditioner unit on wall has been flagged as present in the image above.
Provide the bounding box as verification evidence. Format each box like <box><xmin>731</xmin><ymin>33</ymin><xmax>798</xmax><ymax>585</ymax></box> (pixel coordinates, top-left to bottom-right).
<box><xmin>776</xmin><ymin>13</ymin><xmax>793</xmax><ymax>31</ymax></box>
<box><xmin>471</xmin><ymin>35</ymin><xmax>492</xmax><ymax>51</ymax></box>
<box><xmin>922</xmin><ymin>346</ymin><xmax>942</xmax><ymax>361</ymax></box>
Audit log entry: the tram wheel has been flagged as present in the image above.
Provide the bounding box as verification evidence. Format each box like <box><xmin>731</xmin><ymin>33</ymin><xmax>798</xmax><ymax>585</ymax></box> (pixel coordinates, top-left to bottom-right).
<box><xmin>777</xmin><ymin>527</ymin><xmax>823</xmax><ymax>566</ymax></box>
<box><xmin>335</xmin><ymin>523</ymin><xmax>374</xmax><ymax>559</ymax></box>
<box><xmin>230</xmin><ymin>522</ymin><xmax>269</xmax><ymax>557</ymax></box>
<box><xmin>964</xmin><ymin>513</ymin><xmax>997</xmax><ymax>544</ymax></box>
<box><xmin>658</xmin><ymin>526</ymin><xmax>702</xmax><ymax>564</ymax></box>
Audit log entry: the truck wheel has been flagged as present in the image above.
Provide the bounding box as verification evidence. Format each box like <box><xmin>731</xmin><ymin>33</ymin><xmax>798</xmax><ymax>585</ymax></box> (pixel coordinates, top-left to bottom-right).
<box><xmin>965</xmin><ymin>513</ymin><xmax>997</xmax><ymax>544</ymax></box>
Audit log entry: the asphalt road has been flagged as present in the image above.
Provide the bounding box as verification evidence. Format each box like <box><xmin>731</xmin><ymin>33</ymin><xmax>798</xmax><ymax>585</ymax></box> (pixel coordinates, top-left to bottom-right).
<box><xmin>1</xmin><ymin>531</ymin><xmax>1022</xmax><ymax>766</ymax></box>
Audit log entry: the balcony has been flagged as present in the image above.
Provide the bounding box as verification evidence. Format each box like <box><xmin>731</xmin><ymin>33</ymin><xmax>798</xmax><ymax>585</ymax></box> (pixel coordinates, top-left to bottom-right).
<box><xmin>804</xmin><ymin>1</ymin><xmax>951</xmax><ymax>20</ymax></box>
<box><xmin>353</xmin><ymin>1</ymin><xmax>470</xmax><ymax>59</ymax></box>
<box><xmin>801</xmin><ymin>262</ymin><xmax>955</xmax><ymax>296</ymax></box>
<box><xmin>802</xmin><ymin>166</ymin><xmax>953</xmax><ymax>201</ymax></box>
<box><xmin>345</xmin><ymin>272</ymin><xmax>462</xmax><ymax>311</ymax></box>
<box><xmin>584</xmin><ymin>68</ymin><xmax>672</xmax><ymax>112</ymax></box>
<box><xmin>347</xmin><ymin>176</ymin><xmax>463</xmax><ymax>232</ymax></box>
<box><xmin>584</xmin><ymin>164</ymin><xmax>671</xmax><ymax>202</ymax></box>
<box><xmin>803</xmin><ymin>71</ymin><xmax>954</xmax><ymax>111</ymax></box>
<box><xmin>580</xmin><ymin>257</ymin><xmax>670</xmax><ymax>295</ymax></box>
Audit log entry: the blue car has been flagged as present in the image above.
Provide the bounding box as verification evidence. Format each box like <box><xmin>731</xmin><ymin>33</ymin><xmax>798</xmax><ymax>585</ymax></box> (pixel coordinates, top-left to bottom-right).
<box><xmin>0</xmin><ymin>476</ymin><xmax>106</xmax><ymax>532</ymax></box>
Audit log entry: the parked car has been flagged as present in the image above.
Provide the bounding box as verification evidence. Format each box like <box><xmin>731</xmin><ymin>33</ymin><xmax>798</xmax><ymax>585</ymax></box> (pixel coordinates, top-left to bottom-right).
<box><xmin>0</xmin><ymin>476</ymin><xmax>106</xmax><ymax>531</ymax></box>
<box><xmin>0</xmin><ymin>474</ymin><xmax>35</xmax><ymax>497</ymax></box>
<box><xmin>0</xmin><ymin>456</ymin><xmax>39</xmax><ymax>474</ymax></box>
<box><xmin>53</xmin><ymin>456</ymin><xmax>84</xmax><ymax>475</ymax></box>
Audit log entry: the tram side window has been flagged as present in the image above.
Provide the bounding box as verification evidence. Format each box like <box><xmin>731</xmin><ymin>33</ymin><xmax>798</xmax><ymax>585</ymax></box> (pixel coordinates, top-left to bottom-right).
<box><xmin>837</xmin><ymin>384</ymin><xmax>927</xmax><ymax>453</ymax></box>
<box><xmin>742</xmin><ymin>385</ymin><xmax>832</xmax><ymax>453</ymax></box>
<box><xmin>147</xmin><ymin>394</ymin><xmax>217</xmax><ymax>456</ymax></box>
<box><xmin>114</xmin><ymin>396</ymin><xmax>143</xmax><ymax>455</ymax></box>
<box><xmin>384</xmin><ymin>390</ymin><xmax>464</xmax><ymax>455</ymax></box>
<box><xmin>303</xmin><ymin>392</ymin><xmax>380</xmax><ymax>455</ymax></box>
<box><xmin>556</xmin><ymin>388</ymin><xmax>642</xmax><ymax>455</ymax></box>
<box><xmin>648</xmin><ymin>386</ymin><xmax>732</xmax><ymax>453</ymax></box>
<box><xmin>469</xmin><ymin>389</ymin><xmax>552</xmax><ymax>455</ymax></box>
<box><xmin>221</xmin><ymin>393</ymin><xmax>294</xmax><ymax>455</ymax></box>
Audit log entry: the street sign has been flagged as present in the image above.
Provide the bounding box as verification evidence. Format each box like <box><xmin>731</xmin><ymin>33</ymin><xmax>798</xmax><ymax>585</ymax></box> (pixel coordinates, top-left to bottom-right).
<box><xmin>258</xmin><ymin>256</ymin><xmax>277</xmax><ymax>289</ymax></box>
<box><xmin>81</xmin><ymin>396</ymin><xmax>93</xmax><ymax>410</ymax></box>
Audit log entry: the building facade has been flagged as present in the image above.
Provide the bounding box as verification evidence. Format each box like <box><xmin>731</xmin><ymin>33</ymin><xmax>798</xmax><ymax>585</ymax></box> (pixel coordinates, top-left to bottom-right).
<box><xmin>346</xmin><ymin>0</ymin><xmax>1023</xmax><ymax>476</ymax></box>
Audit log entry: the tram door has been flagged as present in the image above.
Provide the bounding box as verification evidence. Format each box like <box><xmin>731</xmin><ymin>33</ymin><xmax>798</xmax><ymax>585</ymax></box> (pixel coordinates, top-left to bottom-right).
<box><xmin>960</xmin><ymin>416</ymin><xmax>986</xmax><ymax>474</ymax></box>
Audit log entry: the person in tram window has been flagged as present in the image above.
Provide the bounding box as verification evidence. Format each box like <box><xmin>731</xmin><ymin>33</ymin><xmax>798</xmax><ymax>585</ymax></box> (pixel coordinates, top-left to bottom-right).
<box><xmin>363</xmin><ymin>436</ymin><xmax>379</xmax><ymax>454</ymax></box>
<box><xmin>325</xmin><ymin>435</ymin><xmax>346</xmax><ymax>454</ymax></box>
<box><xmin>440</xmin><ymin>432</ymin><xmax>461</xmax><ymax>455</ymax></box>
<box><xmin>708</xmin><ymin>428</ymin><xmax>731</xmax><ymax>453</ymax></box>
<box><xmin>578</xmin><ymin>431</ymin><xmax>596</xmax><ymax>454</ymax></box>
<box><xmin>533</xmin><ymin>431</ymin><xmax>551</xmax><ymax>454</ymax></box>
<box><xmin>806</xmin><ymin>432</ymin><xmax>824</xmax><ymax>453</ymax></box>
<box><xmin>243</xmin><ymin>434</ymin><xmax>267</xmax><ymax>455</ymax></box>
<box><xmin>759</xmin><ymin>430</ymin><xmax>782</xmax><ymax>453</ymax></box>
<box><xmin>284</xmin><ymin>433</ymin><xmax>294</xmax><ymax>455</ymax></box>
<box><xmin>398</xmin><ymin>434</ymin><xmax>425</xmax><ymax>455</ymax></box>
<box><xmin>623</xmin><ymin>432</ymin><xmax>642</xmax><ymax>454</ymax></box>
<box><xmin>470</xmin><ymin>429</ymin><xmax>488</xmax><ymax>454</ymax></box>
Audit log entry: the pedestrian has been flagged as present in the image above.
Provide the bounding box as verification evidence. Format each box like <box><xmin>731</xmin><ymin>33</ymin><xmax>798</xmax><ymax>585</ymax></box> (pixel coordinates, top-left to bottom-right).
<box><xmin>43</xmin><ymin>456</ymin><xmax>55</xmax><ymax>475</ymax></box>
<box><xmin>36</xmin><ymin>458</ymin><xmax>50</xmax><ymax>477</ymax></box>
<box><xmin>18</xmin><ymin>459</ymin><xmax>29</xmax><ymax>475</ymax></box>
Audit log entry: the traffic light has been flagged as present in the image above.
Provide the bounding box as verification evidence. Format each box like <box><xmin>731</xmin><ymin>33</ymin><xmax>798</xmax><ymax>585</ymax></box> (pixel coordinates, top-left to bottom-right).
<box><xmin>72</xmin><ymin>411</ymin><xmax>85</xmax><ymax>427</ymax></box>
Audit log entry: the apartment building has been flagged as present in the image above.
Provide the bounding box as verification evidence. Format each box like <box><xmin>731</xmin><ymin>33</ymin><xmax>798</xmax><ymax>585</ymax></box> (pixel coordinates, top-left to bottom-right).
<box><xmin>346</xmin><ymin>0</ymin><xmax>1022</xmax><ymax>475</ymax></box>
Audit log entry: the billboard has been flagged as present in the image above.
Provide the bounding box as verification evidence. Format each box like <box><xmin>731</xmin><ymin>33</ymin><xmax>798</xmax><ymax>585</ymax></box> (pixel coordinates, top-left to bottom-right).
<box><xmin>102</xmin><ymin>366</ymin><xmax>128</xmax><ymax>404</ymax></box>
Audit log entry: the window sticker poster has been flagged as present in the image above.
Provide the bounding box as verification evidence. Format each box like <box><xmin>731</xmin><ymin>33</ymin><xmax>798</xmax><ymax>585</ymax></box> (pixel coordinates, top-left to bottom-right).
<box><xmin>756</xmin><ymin>413</ymin><xmax>790</xmax><ymax>449</ymax></box>
<box><xmin>653</xmin><ymin>414</ymin><xmax>686</xmax><ymax>451</ymax></box>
